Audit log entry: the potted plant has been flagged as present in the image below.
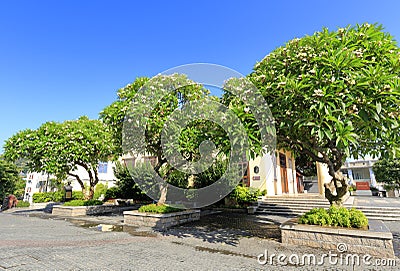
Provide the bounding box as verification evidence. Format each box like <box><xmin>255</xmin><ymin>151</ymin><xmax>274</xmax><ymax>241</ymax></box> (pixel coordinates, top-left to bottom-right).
<box><xmin>348</xmin><ymin>185</ymin><xmax>357</xmax><ymax>196</ymax></box>
<box><xmin>370</xmin><ymin>186</ymin><xmax>379</xmax><ymax>196</ymax></box>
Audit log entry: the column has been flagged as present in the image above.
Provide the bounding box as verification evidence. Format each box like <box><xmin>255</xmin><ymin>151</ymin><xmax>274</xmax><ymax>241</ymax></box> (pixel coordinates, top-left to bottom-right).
<box><xmin>369</xmin><ymin>167</ymin><xmax>376</xmax><ymax>187</ymax></box>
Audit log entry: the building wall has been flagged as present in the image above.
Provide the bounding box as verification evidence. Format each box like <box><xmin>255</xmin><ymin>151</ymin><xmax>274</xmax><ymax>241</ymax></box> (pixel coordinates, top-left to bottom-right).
<box><xmin>66</xmin><ymin>162</ymin><xmax>117</xmax><ymax>191</ymax></box>
<box><xmin>340</xmin><ymin>159</ymin><xmax>378</xmax><ymax>189</ymax></box>
<box><xmin>248</xmin><ymin>150</ymin><xmax>299</xmax><ymax>196</ymax></box>
<box><xmin>24</xmin><ymin>172</ymin><xmax>51</xmax><ymax>203</ymax></box>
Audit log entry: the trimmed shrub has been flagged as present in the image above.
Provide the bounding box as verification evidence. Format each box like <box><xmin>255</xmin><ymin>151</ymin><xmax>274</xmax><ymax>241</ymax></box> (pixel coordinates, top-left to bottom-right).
<box><xmin>16</xmin><ymin>201</ymin><xmax>30</xmax><ymax>208</ymax></box>
<box><xmin>298</xmin><ymin>208</ymin><xmax>332</xmax><ymax>226</ymax></box>
<box><xmin>63</xmin><ymin>199</ymin><xmax>103</xmax><ymax>206</ymax></box>
<box><xmin>349</xmin><ymin>208</ymin><xmax>369</xmax><ymax>228</ymax></box>
<box><xmin>72</xmin><ymin>191</ymin><xmax>85</xmax><ymax>200</ymax></box>
<box><xmin>228</xmin><ymin>186</ymin><xmax>265</xmax><ymax>206</ymax></box>
<box><xmin>104</xmin><ymin>186</ymin><xmax>122</xmax><ymax>200</ymax></box>
<box><xmin>33</xmin><ymin>191</ymin><xmax>84</xmax><ymax>202</ymax></box>
<box><xmin>299</xmin><ymin>206</ymin><xmax>368</xmax><ymax>228</ymax></box>
<box><xmin>138</xmin><ymin>204</ymin><xmax>183</xmax><ymax>214</ymax></box>
<box><xmin>63</xmin><ymin>200</ymin><xmax>85</xmax><ymax>206</ymax></box>
<box><xmin>32</xmin><ymin>191</ymin><xmax>63</xmax><ymax>203</ymax></box>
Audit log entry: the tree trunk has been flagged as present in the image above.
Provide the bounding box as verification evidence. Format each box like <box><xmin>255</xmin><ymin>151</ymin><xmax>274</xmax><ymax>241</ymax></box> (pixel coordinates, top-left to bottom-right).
<box><xmin>88</xmin><ymin>185</ymin><xmax>95</xmax><ymax>200</ymax></box>
<box><xmin>157</xmin><ymin>183</ymin><xmax>168</xmax><ymax>206</ymax></box>
<box><xmin>81</xmin><ymin>164</ymin><xmax>99</xmax><ymax>200</ymax></box>
<box><xmin>324</xmin><ymin>174</ymin><xmax>348</xmax><ymax>206</ymax></box>
<box><xmin>68</xmin><ymin>172</ymin><xmax>86</xmax><ymax>199</ymax></box>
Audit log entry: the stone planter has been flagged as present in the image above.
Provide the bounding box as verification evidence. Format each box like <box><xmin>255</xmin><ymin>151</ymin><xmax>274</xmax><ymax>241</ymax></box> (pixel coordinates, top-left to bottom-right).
<box><xmin>247</xmin><ymin>206</ymin><xmax>257</xmax><ymax>214</ymax></box>
<box><xmin>124</xmin><ymin>209</ymin><xmax>200</xmax><ymax>229</ymax></box>
<box><xmin>280</xmin><ymin>219</ymin><xmax>394</xmax><ymax>258</ymax></box>
<box><xmin>52</xmin><ymin>204</ymin><xmax>138</xmax><ymax>216</ymax></box>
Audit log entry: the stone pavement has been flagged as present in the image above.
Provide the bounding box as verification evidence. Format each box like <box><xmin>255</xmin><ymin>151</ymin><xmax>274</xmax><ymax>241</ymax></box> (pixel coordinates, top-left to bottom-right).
<box><xmin>0</xmin><ymin>210</ymin><xmax>399</xmax><ymax>270</ymax></box>
<box><xmin>352</xmin><ymin>195</ymin><xmax>400</xmax><ymax>258</ymax></box>
<box><xmin>353</xmin><ymin>195</ymin><xmax>400</xmax><ymax>208</ymax></box>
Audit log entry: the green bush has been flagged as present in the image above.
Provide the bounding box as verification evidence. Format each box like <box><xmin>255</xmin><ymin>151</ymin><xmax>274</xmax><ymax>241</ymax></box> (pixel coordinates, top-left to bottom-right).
<box><xmin>16</xmin><ymin>201</ymin><xmax>30</xmax><ymax>208</ymax></box>
<box><xmin>138</xmin><ymin>204</ymin><xmax>183</xmax><ymax>214</ymax></box>
<box><xmin>299</xmin><ymin>206</ymin><xmax>368</xmax><ymax>228</ymax></box>
<box><xmin>228</xmin><ymin>186</ymin><xmax>265</xmax><ymax>206</ymax></box>
<box><xmin>93</xmin><ymin>183</ymin><xmax>108</xmax><ymax>200</ymax></box>
<box><xmin>33</xmin><ymin>190</ymin><xmax>84</xmax><ymax>202</ymax></box>
<box><xmin>349</xmin><ymin>208</ymin><xmax>369</xmax><ymax>228</ymax></box>
<box><xmin>63</xmin><ymin>199</ymin><xmax>103</xmax><ymax>206</ymax></box>
<box><xmin>112</xmin><ymin>162</ymin><xmax>152</xmax><ymax>201</ymax></box>
<box><xmin>104</xmin><ymin>186</ymin><xmax>122</xmax><ymax>200</ymax></box>
<box><xmin>298</xmin><ymin>208</ymin><xmax>332</xmax><ymax>226</ymax></box>
<box><xmin>63</xmin><ymin>200</ymin><xmax>85</xmax><ymax>206</ymax></box>
<box><xmin>72</xmin><ymin>191</ymin><xmax>85</xmax><ymax>200</ymax></box>
<box><xmin>32</xmin><ymin>191</ymin><xmax>63</xmax><ymax>203</ymax></box>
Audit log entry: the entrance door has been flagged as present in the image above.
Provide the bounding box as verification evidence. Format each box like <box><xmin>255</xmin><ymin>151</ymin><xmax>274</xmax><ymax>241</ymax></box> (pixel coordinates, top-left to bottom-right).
<box><xmin>279</xmin><ymin>153</ymin><xmax>289</xmax><ymax>193</ymax></box>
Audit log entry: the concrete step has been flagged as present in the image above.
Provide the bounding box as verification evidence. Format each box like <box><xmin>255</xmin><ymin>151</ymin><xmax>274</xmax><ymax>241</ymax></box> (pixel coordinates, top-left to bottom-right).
<box><xmin>256</xmin><ymin>212</ymin><xmax>400</xmax><ymax>221</ymax></box>
<box><xmin>258</xmin><ymin>204</ymin><xmax>400</xmax><ymax>213</ymax></box>
<box><xmin>256</xmin><ymin>196</ymin><xmax>400</xmax><ymax>220</ymax></box>
<box><xmin>256</xmin><ymin>208</ymin><xmax>400</xmax><ymax>221</ymax></box>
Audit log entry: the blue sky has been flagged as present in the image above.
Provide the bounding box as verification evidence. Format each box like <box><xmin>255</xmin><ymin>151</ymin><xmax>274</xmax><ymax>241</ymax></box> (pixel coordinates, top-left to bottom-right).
<box><xmin>1</xmin><ymin>0</ymin><xmax>400</xmax><ymax>151</ymax></box>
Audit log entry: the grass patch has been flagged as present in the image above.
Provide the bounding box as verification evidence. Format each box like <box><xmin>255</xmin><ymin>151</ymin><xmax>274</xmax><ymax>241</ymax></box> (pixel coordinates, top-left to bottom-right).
<box><xmin>138</xmin><ymin>204</ymin><xmax>183</xmax><ymax>214</ymax></box>
<box><xmin>63</xmin><ymin>199</ymin><xmax>103</xmax><ymax>206</ymax></box>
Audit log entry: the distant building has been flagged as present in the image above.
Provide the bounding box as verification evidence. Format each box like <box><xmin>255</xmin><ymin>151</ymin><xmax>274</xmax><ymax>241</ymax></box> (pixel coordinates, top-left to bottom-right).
<box><xmin>340</xmin><ymin>159</ymin><xmax>378</xmax><ymax>190</ymax></box>
<box><xmin>23</xmin><ymin>161</ymin><xmax>116</xmax><ymax>203</ymax></box>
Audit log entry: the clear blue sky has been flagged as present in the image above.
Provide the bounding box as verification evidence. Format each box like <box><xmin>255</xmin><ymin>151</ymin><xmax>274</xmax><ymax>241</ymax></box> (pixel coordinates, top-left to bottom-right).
<box><xmin>1</xmin><ymin>0</ymin><xmax>400</xmax><ymax>151</ymax></box>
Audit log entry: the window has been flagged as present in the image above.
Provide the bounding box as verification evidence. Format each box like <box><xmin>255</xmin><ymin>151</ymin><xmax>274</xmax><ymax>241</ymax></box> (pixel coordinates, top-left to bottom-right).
<box><xmin>98</xmin><ymin>162</ymin><xmax>108</xmax><ymax>174</ymax></box>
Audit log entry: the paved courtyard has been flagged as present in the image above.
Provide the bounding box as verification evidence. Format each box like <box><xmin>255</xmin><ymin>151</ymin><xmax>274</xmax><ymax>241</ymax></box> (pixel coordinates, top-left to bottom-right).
<box><xmin>0</xmin><ymin>207</ymin><xmax>399</xmax><ymax>271</ymax></box>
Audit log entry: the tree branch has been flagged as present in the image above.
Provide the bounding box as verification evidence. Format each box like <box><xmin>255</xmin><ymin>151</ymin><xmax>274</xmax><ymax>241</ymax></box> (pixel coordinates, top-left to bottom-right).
<box><xmin>68</xmin><ymin>172</ymin><xmax>84</xmax><ymax>190</ymax></box>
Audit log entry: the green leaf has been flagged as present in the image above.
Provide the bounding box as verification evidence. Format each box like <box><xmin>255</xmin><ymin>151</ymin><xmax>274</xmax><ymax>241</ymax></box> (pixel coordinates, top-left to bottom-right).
<box><xmin>376</xmin><ymin>102</ymin><xmax>382</xmax><ymax>114</ymax></box>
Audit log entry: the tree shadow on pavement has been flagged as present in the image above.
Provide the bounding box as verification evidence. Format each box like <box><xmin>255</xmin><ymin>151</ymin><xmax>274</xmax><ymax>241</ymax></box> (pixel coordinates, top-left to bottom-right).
<box><xmin>159</xmin><ymin>212</ymin><xmax>281</xmax><ymax>246</ymax></box>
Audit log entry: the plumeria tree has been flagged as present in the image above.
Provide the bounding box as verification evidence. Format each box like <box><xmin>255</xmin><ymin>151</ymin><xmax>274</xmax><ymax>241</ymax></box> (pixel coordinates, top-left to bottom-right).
<box><xmin>101</xmin><ymin>74</ymin><xmax>217</xmax><ymax>204</ymax></box>
<box><xmin>102</xmin><ymin>74</ymin><xmax>265</xmax><ymax>206</ymax></box>
<box><xmin>4</xmin><ymin>117</ymin><xmax>115</xmax><ymax>199</ymax></box>
<box><xmin>248</xmin><ymin>23</ymin><xmax>400</xmax><ymax>205</ymax></box>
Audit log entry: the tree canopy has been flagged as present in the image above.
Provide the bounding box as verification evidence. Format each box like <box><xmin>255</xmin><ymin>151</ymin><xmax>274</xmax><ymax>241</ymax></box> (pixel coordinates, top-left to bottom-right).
<box><xmin>101</xmin><ymin>74</ymin><xmax>262</xmax><ymax>206</ymax></box>
<box><xmin>4</xmin><ymin>116</ymin><xmax>114</xmax><ymax>199</ymax></box>
<box><xmin>372</xmin><ymin>158</ymin><xmax>400</xmax><ymax>190</ymax></box>
<box><xmin>248</xmin><ymin>23</ymin><xmax>400</xmax><ymax>204</ymax></box>
<box><xmin>0</xmin><ymin>158</ymin><xmax>23</xmax><ymax>202</ymax></box>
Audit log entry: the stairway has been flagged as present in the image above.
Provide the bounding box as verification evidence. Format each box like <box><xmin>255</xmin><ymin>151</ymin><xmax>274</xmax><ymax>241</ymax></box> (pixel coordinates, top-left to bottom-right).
<box><xmin>256</xmin><ymin>194</ymin><xmax>400</xmax><ymax>221</ymax></box>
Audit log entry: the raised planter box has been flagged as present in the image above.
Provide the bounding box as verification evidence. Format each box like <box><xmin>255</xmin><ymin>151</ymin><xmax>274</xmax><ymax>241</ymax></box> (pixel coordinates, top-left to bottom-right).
<box><xmin>124</xmin><ymin>209</ymin><xmax>200</xmax><ymax>229</ymax></box>
<box><xmin>247</xmin><ymin>206</ymin><xmax>257</xmax><ymax>214</ymax></box>
<box><xmin>280</xmin><ymin>219</ymin><xmax>394</xmax><ymax>258</ymax></box>
<box><xmin>52</xmin><ymin>204</ymin><xmax>138</xmax><ymax>216</ymax></box>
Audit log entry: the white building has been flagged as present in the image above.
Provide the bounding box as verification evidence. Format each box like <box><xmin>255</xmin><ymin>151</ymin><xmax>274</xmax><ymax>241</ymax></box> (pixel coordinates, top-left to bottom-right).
<box><xmin>23</xmin><ymin>161</ymin><xmax>116</xmax><ymax>203</ymax></box>
<box><xmin>247</xmin><ymin>150</ymin><xmax>301</xmax><ymax>196</ymax></box>
<box><xmin>340</xmin><ymin>159</ymin><xmax>378</xmax><ymax>190</ymax></box>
